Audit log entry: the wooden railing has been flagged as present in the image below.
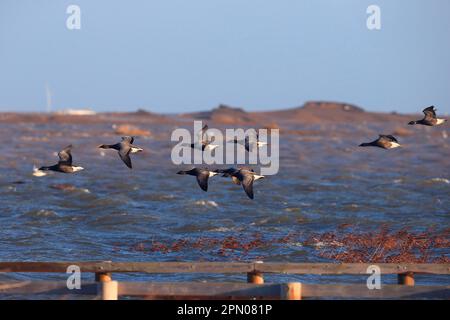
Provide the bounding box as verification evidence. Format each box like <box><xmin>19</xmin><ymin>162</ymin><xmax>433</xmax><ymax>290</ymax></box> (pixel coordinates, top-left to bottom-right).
<box><xmin>0</xmin><ymin>262</ymin><xmax>449</xmax><ymax>300</ymax></box>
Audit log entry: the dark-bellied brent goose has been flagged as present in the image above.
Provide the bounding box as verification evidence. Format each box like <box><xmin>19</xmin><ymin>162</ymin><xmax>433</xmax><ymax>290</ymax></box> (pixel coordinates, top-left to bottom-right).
<box><xmin>408</xmin><ymin>106</ymin><xmax>447</xmax><ymax>126</ymax></box>
<box><xmin>359</xmin><ymin>135</ymin><xmax>401</xmax><ymax>149</ymax></box>
<box><xmin>190</xmin><ymin>124</ymin><xmax>219</xmax><ymax>151</ymax></box>
<box><xmin>230</xmin><ymin>132</ymin><xmax>268</xmax><ymax>152</ymax></box>
<box><xmin>98</xmin><ymin>136</ymin><xmax>143</xmax><ymax>169</ymax></box>
<box><xmin>38</xmin><ymin>145</ymin><xmax>84</xmax><ymax>173</ymax></box>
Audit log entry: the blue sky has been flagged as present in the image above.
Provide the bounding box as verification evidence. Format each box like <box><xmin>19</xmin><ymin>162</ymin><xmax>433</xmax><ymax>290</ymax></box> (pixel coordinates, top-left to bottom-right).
<box><xmin>0</xmin><ymin>0</ymin><xmax>449</xmax><ymax>113</ymax></box>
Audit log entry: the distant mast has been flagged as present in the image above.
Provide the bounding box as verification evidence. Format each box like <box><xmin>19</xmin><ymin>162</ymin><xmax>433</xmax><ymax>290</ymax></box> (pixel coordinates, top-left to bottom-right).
<box><xmin>45</xmin><ymin>83</ymin><xmax>52</xmax><ymax>113</ymax></box>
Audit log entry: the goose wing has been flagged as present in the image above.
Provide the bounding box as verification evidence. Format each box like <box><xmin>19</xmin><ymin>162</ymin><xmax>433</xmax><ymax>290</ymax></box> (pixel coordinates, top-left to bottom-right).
<box><xmin>379</xmin><ymin>135</ymin><xmax>398</xmax><ymax>143</ymax></box>
<box><xmin>122</xmin><ymin>136</ymin><xmax>134</xmax><ymax>144</ymax></box>
<box><xmin>244</xmin><ymin>137</ymin><xmax>252</xmax><ymax>152</ymax></box>
<box><xmin>197</xmin><ymin>124</ymin><xmax>211</xmax><ymax>144</ymax></box>
<box><xmin>241</xmin><ymin>173</ymin><xmax>255</xmax><ymax>199</ymax></box>
<box><xmin>196</xmin><ymin>170</ymin><xmax>210</xmax><ymax>192</ymax></box>
<box><xmin>384</xmin><ymin>135</ymin><xmax>398</xmax><ymax>143</ymax></box>
<box><xmin>58</xmin><ymin>145</ymin><xmax>73</xmax><ymax>165</ymax></box>
<box><xmin>423</xmin><ymin>106</ymin><xmax>436</xmax><ymax>118</ymax></box>
<box><xmin>245</xmin><ymin>135</ymin><xmax>261</xmax><ymax>152</ymax></box>
<box><xmin>119</xmin><ymin>145</ymin><xmax>132</xmax><ymax>169</ymax></box>
<box><xmin>217</xmin><ymin>167</ymin><xmax>239</xmax><ymax>177</ymax></box>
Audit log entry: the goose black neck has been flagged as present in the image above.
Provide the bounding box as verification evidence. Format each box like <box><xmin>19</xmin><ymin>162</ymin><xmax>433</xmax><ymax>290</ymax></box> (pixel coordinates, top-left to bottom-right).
<box><xmin>359</xmin><ymin>142</ymin><xmax>375</xmax><ymax>147</ymax></box>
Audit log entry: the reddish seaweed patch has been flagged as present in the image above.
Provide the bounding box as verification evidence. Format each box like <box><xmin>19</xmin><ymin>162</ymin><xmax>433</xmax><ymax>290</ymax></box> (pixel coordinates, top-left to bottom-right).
<box><xmin>128</xmin><ymin>227</ymin><xmax>449</xmax><ymax>263</ymax></box>
<box><xmin>305</xmin><ymin>226</ymin><xmax>450</xmax><ymax>263</ymax></box>
<box><xmin>130</xmin><ymin>233</ymin><xmax>298</xmax><ymax>260</ymax></box>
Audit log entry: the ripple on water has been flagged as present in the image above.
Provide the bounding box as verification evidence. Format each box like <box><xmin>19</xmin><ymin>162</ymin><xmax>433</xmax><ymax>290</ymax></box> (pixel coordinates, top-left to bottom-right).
<box><xmin>23</xmin><ymin>209</ymin><xmax>59</xmax><ymax>218</ymax></box>
<box><xmin>194</xmin><ymin>200</ymin><xmax>219</xmax><ymax>208</ymax></box>
<box><xmin>425</xmin><ymin>177</ymin><xmax>450</xmax><ymax>184</ymax></box>
<box><xmin>141</xmin><ymin>193</ymin><xmax>176</xmax><ymax>202</ymax></box>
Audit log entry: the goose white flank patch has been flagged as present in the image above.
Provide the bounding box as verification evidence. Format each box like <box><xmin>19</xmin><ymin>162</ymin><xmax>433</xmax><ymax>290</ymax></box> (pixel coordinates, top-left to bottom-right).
<box><xmin>98</xmin><ymin>136</ymin><xmax>143</xmax><ymax>169</ymax></box>
<box><xmin>38</xmin><ymin>145</ymin><xmax>84</xmax><ymax>173</ymax></box>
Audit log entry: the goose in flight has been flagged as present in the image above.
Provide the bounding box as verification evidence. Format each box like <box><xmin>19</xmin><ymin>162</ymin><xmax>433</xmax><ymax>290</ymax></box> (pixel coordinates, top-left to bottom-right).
<box><xmin>189</xmin><ymin>124</ymin><xmax>219</xmax><ymax>151</ymax></box>
<box><xmin>359</xmin><ymin>135</ymin><xmax>401</xmax><ymax>149</ymax></box>
<box><xmin>98</xmin><ymin>136</ymin><xmax>143</xmax><ymax>169</ymax></box>
<box><xmin>408</xmin><ymin>106</ymin><xmax>447</xmax><ymax>126</ymax></box>
<box><xmin>230</xmin><ymin>133</ymin><xmax>268</xmax><ymax>152</ymax></box>
<box><xmin>38</xmin><ymin>145</ymin><xmax>84</xmax><ymax>173</ymax></box>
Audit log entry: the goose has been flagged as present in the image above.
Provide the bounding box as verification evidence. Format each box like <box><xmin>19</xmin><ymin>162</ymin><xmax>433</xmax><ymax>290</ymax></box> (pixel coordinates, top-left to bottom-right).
<box><xmin>177</xmin><ymin>168</ymin><xmax>219</xmax><ymax>192</ymax></box>
<box><xmin>230</xmin><ymin>133</ymin><xmax>267</xmax><ymax>152</ymax></box>
<box><xmin>38</xmin><ymin>145</ymin><xmax>84</xmax><ymax>173</ymax></box>
<box><xmin>189</xmin><ymin>125</ymin><xmax>219</xmax><ymax>151</ymax></box>
<box><xmin>216</xmin><ymin>167</ymin><xmax>265</xmax><ymax>199</ymax></box>
<box><xmin>98</xmin><ymin>136</ymin><xmax>143</xmax><ymax>169</ymax></box>
<box><xmin>359</xmin><ymin>135</ymin><xmax>401</xmax><ymax>149</ymax></box>
<box><xmin>408</xmin><ymin>106</ymin><xmax>447</xmax><ymax>126</ymax></box>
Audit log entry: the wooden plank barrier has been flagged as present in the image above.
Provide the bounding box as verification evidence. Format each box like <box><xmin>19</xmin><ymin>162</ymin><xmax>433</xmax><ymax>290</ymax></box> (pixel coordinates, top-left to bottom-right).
<box><xmin>118</xmin><ymin>282</ymin><xmax>289</xmax><ymax>300</ymax></box>
<box><xmin>0</xmin><ymin>262</ymin><xmax>449</xmax><ymax>275</ymax></box>
<box><xmin>0</xmin><ymin>262</ymin><xmax>448</xmax><ymax>275</ymax></box>
<box><xmin>281</xmin><ymin>283</ymin><xmax>302</xmax><ymax>300</ymax></box>
<box><xmin>0</xmin><ymin>262</ymin><xmax>448</xmax><ymax>300</ymax></box>
<box><xmin>0</xmin><ymin>281</ymin><xmax>448</xmax><ymax>300</ymax></box>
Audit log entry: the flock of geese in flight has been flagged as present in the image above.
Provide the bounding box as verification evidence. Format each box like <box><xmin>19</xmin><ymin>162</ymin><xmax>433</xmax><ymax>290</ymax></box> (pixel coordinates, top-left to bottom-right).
<box><xmin>35</xmin><ymin>106</ymin><xmax>447</xmax><ymax>199</ymax></box>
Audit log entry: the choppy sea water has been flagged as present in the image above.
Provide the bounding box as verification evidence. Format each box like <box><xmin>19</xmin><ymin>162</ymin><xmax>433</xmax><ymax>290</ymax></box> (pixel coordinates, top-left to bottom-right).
<box><xmin>0</xmin><ymin>117</ymin><xmax>449</xmax><ymax>292</ymax></box>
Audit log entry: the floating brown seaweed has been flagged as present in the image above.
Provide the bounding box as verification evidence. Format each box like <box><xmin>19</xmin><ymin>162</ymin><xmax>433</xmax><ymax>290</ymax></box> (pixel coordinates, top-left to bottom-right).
<box><xmin>128</xmin><ymin>227</ymin><xmax>449</xmax><ymax>263</ymax></box>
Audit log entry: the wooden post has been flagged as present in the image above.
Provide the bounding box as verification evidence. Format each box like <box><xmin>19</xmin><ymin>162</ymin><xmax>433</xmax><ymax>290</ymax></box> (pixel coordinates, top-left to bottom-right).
<box><xmin>281</xmin><ymin>283</ymin><xmax>302</xmax><ymax>300</ymax></box>
<box><xmin>95</xmin><ymin>272</ymin><xmax>112</xmax><ymax>282</ymax></box>
<box><xmin>95</xmin><ymin>272</ymin><xmax>115</xmax><ymax>299</ymax></box>
<box><xmin>101</xmin><ymin>281</ymin><xmax>118</xmax><ymax>300</ymax></box>
<box><xmin>398</xmin><ymin>272</ymin><xmax>415</xmax><ymax>286</ymax></box>
<box><xmin>247</xmin><ymin>272</ymin><xmax>264</xmax><ymax>284</ymax></box>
